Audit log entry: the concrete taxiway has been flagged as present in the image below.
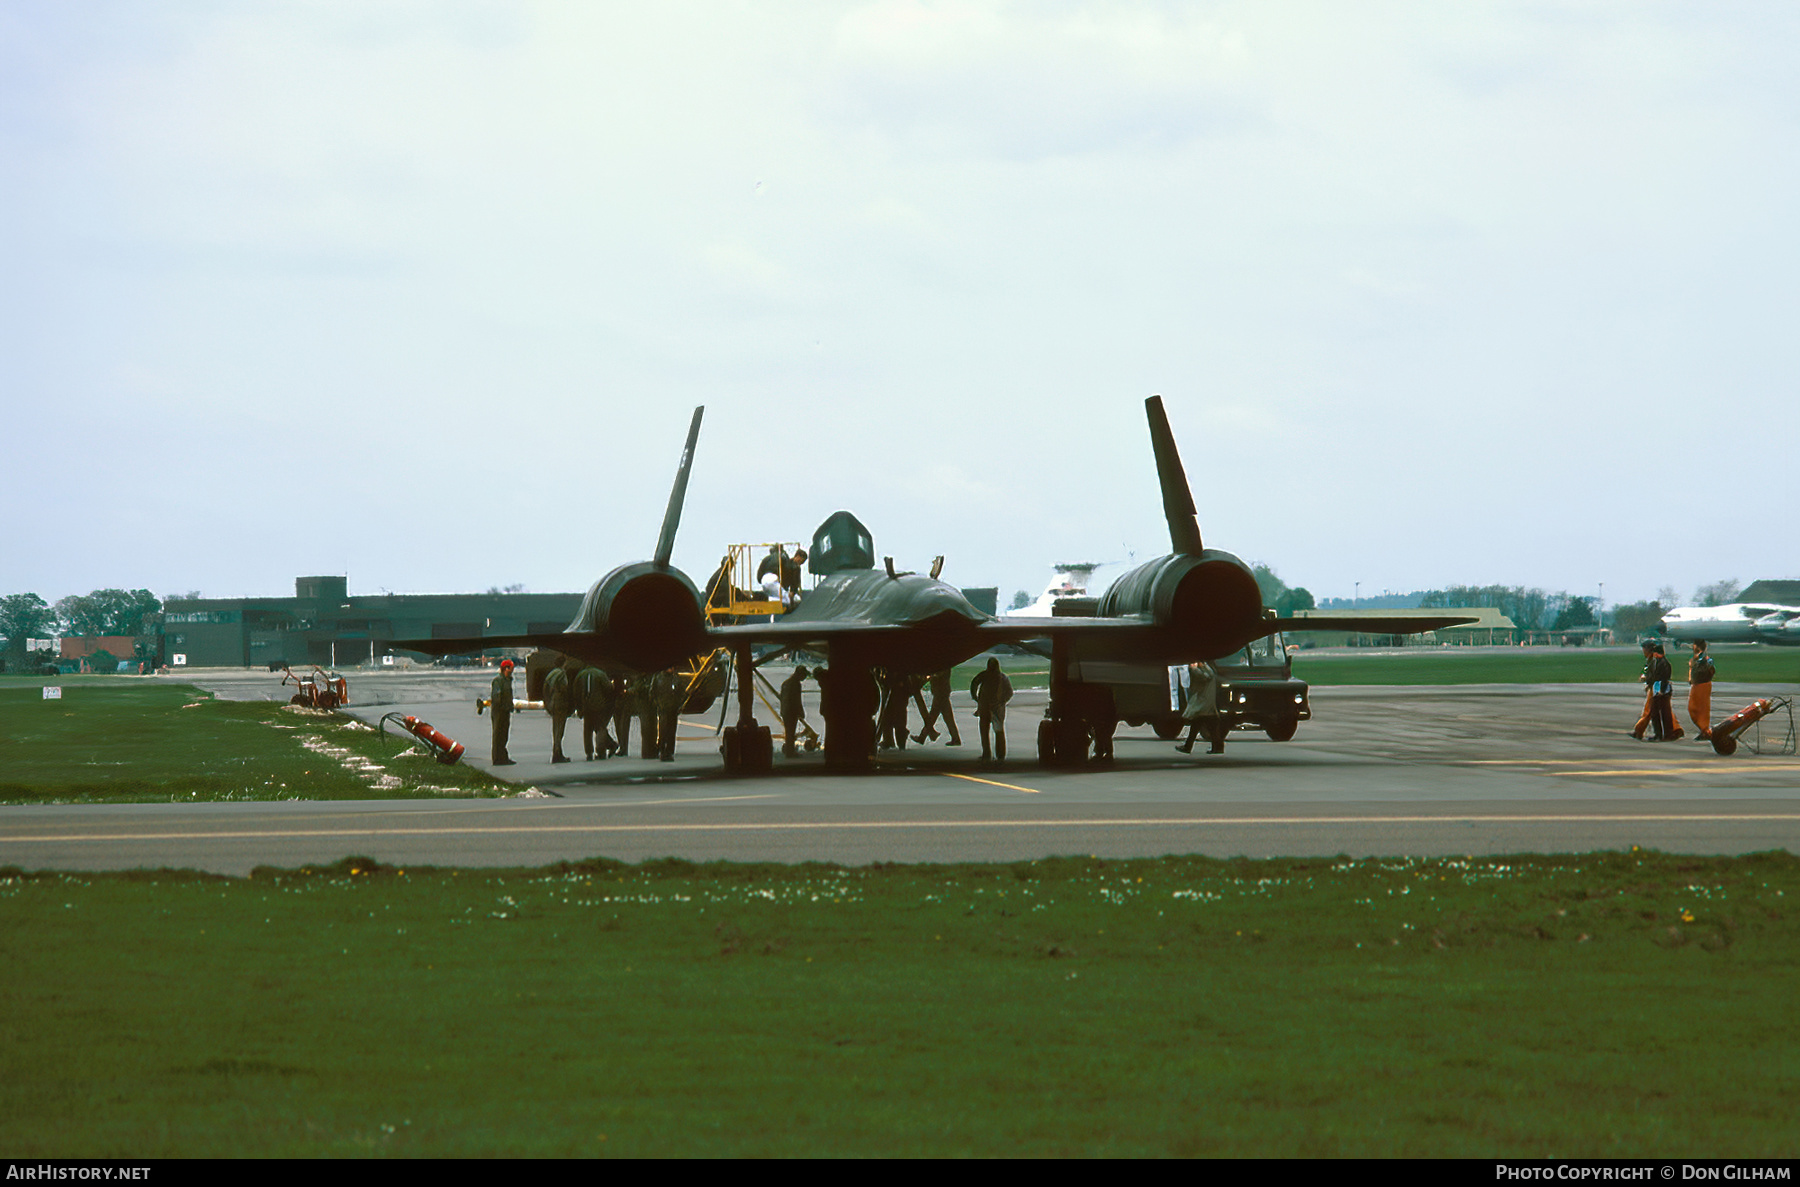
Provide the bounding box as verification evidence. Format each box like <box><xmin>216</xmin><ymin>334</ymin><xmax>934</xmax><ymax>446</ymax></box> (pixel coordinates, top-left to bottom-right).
<box><xmin>2</xmin><ymin>671</ymin><xmax>1796</xmax><ymax>874</ymax></box>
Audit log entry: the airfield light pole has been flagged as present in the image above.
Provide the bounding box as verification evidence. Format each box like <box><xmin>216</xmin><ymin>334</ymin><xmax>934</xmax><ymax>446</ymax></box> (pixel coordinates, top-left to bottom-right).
<box><xmin>1598</xmin><ymin>582</ymin><xmax>1604</xmax><ymax>643</ymax></box>
<box><xmin>1354</xmin><ymin>582</ymin><xmax>1359</xmax><ymax>608</ymax></box>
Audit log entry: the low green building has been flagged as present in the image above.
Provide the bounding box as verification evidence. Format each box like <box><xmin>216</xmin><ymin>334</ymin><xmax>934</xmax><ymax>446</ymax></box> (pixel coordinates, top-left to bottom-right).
<box><xmin>160</xmin><ymin>576</ymin><xmax>583</xmax><ymax>669</ymax></box>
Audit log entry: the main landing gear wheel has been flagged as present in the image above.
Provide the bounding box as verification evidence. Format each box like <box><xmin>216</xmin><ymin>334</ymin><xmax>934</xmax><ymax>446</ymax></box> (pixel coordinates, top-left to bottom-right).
<box><xmin>721</xmin><ymin>725</ymin><xmax>774</xmax><ymax>775</ymax></box>
<box><xmin>1037</xmin><ymin>719</ymin><xmax>1091</xmax><ymax>766</ymax></box>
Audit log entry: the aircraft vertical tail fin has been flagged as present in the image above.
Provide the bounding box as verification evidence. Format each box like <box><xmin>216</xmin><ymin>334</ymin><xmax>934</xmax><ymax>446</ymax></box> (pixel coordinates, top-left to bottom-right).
<box><xmin>653</xmin><ymin>406</ymin><xmax>705</xmax><ymax>568</ymax></box>
<box><xmin>1145</xmin><ymin>395</ymin><xmax>1203</xmax><ymax>556</ymax></box>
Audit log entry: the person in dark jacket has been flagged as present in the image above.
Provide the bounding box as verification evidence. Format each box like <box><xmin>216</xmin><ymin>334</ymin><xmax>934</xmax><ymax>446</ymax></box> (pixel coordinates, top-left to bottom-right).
<box><xmin>969</xmin><ymin>658</ymin><xmax>1013</xmax><ymax>761</ymax></box>
<box><xmin>780</xmin><ymin>665</ymin><xmax>811</xmax><ymax>757</ymax></box>
<box><xmin>1647</xmin><ymin>643</ymin><xmax>1679</xmax><ymax>742</ymax></box>
<box><xmin>489</xmin><ymin>659</ymin><xmax>516</xmax><ymax>766</ymax></box>
<box><xmin>1686</xmin><ymin>640</ymin><xmax>1715</xmax><ymax>741</ymax></box>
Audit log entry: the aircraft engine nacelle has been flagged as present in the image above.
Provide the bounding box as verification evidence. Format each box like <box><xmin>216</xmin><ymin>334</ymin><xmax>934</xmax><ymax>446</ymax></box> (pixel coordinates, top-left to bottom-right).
<box><xmin>568</xmin><ymin>561</ymin><xmax>708</xmax><ymax>673</ymax></box>
<box><xmin>1098</xmin><ymin>550</ymin><xmax>1264</xmax><ymax>659</ymax></box>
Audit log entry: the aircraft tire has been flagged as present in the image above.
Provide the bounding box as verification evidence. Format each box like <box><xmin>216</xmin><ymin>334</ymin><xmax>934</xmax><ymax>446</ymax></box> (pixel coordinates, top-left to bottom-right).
<box><xmin>721</xmin><ymin>726</ymin><xmax>743</xmax><ymax>773</ymax></box>
<box><xmin>745</xmin><ymin>725</ymin><xmax>774</xmax><ymax>774</ymax></box>
<box><xmin>1037</xmin><ymin>719</ymin><xmax>1057</xmax><ymax>764</ymax></box>
<box><xmin>1055</xmin><ymin>718</ymin><xmax>1090</xmax><ymax>765</ymax></box>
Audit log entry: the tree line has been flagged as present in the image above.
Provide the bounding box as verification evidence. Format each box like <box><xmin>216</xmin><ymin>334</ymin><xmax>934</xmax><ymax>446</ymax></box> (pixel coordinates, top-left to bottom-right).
<box><xmin>0</xmin><ymin>589</ymin><xmax>162</xmax><ymax>671</ymax></box>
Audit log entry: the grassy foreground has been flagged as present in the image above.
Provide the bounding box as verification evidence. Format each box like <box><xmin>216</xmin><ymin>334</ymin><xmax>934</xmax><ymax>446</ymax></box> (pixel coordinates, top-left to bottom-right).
<box><xmin>0</xmin><ymin>682</ymin><xmax>506</xmax><ymax>804</ymax></box>
<box><xmin>1</xmin><ymin>850</ymin><xmax>1795</xmax><ymax>1156</ymax></box>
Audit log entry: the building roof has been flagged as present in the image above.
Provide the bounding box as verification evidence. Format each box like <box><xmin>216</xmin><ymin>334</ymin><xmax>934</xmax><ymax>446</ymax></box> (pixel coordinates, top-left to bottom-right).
<box><xmin>1739</xmin><ymin>579</ymin><xmax>1800</xmax><ymax>604</ymax></box>
<box><xmin>1286</xmin><ymin>606</ymin><xmax>1516</xmax><ymax>630</ymax></box>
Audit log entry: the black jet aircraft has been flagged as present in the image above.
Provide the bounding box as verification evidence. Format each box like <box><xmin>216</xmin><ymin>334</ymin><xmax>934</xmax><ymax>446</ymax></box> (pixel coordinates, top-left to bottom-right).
<box><xmin>399</xmin><ymin>399</ymin><xmax>1471</xmax><ymax>773</ymax></box>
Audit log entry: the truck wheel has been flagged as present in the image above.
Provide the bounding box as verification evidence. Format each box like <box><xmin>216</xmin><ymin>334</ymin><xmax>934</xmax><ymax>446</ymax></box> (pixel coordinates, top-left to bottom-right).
<box><xmin>1152</xmin><ymin>717</ymin><xmax>1183</xmax><ymax>741</ymax></box>
<box><xmin>1264</xmin><ymin>718</ymin><xmax>1298</xmax><ymax>742</ymax></box>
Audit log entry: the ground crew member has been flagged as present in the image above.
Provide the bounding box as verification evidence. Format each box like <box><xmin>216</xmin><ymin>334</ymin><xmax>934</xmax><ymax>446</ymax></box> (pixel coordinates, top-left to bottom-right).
<box><xmin>914</xmin><ymin>668</ymin><xmax>962</xmax><ymax>746</ymax></box>
<box><xmin>756</xmin><ymin>547</ymin><xmax>808</xmax><ymax>606</ymax></box>
<box><xmin>877</xmin><ymin>668</ymin><xmax>910</xmax><ymax>750</ymax></box>
<box><xmin>969</xmin><ymin>657</ymin><xmax>1013</xmax><ymax>762</ymax></box>
<box><xmin>1632</xmin><ymin>641</ymin><xmax>1661</xmax><ymax>740</ymax></box>
<box><xmin>543</xmin><ymin>660</ymin><xmax>575</xmax><ymax>763</ymax></box>
<box><xmin>1687</xmin><ymin>640</ymin><xmax>1715</xmax><ymax>741</ymax></box>
<box><xmin>781</xmin><ymin>665</ymin><xmax>811</xmax><ymax>757</ymax></box>
<box><xmin>648</xmin><ymin>669</ymin><xmax>686</xmax><ymax>762</ymax></box>
<box><xmin>489</xmin><ymin>659</ymin><xmax>516</xmax><ymax>766</ymax></box>
<box><xmin>611</xmin><ymin>675</ymin><xmax>636</xmax><ymax>758</ymax></box>
<box><xmin>635</xmin><ymin>673</ymin><xmax>661</xmax><ymax>758</ymax></box>
<box><xmin>1176</xmin><ymin>660</ymin><xmax>1225</xmax><ymax>754</ymax></box>
<box><xmin>575</xmin><ymin>665</ymin><xmax>616</xmax><ymax>760</ymax></box>
<box><xmin>1648</xmin><ymin>643</ymin><xmax>1679</xmax><ymax>741</ymax></box>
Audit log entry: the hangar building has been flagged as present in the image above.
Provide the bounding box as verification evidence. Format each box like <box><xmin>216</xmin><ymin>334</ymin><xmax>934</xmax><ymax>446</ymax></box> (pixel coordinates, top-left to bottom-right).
<box><xmin>160</xmin><ymin>576</ymin><xmax>584</xmax><ymax>669</ymax></box>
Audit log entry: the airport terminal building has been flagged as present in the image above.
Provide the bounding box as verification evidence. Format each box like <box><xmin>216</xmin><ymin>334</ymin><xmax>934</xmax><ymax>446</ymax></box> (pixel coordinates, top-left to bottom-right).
<box><xmin>160</xmin><ymin>576</ymin><xmax>583</xmax><ymax>669</ymax></box>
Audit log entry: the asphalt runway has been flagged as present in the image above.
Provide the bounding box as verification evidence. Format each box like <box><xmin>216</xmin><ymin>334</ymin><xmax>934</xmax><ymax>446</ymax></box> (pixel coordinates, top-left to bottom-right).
<box><xmin>4</xmin><ymin>670</ymin><xmax>1798</xmax><ymax>874</ymax></box>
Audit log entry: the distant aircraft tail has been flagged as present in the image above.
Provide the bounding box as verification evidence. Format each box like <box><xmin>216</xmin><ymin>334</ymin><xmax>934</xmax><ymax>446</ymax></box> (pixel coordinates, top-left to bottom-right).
<box><xmin>654</xmin><ymin>407</ymin><xmax>704</xmax><ymax>568</ymax></box>
<box><xmin>1145</xmin><ymin>395</ymin><xmax>1203</xmax><ymax>556</ymax></box>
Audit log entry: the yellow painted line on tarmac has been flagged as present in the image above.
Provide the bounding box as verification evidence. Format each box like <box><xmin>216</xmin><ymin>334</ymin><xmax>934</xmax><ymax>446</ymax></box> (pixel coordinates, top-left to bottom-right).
<box><xmin>1562</xmin><ymin>766</ymin><xmax>1800</xmax><ymax>777</ymax></box>
<box><xmin>1466</xmin><ymin>758</ymin><xmax>1800</xmax><ymax>767</ymax></box>
<box><xmin>8</xmin><ymin>813</ymin><xmax>1800</xmax><ymax>845</ymax></box>
<box><xmin>323</xmin><ymin>794</ymin><xmax>781</xmax><ymax>820</ymax></box>
<box><xmin>940</xmin><ymin>772</ymin><xmax>1041</xmax><ymax>794</ymax></box>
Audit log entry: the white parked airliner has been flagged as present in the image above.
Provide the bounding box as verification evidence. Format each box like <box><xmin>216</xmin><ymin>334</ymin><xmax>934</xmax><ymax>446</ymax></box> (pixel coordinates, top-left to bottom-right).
<box><xmin>1659</xmin><ymin>603</ymin><xmax>1800</xmax><ymax>645</ymax></box>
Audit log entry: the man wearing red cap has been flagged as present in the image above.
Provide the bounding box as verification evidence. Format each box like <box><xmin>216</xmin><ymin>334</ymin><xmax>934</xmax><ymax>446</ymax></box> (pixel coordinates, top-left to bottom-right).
<box><xmin>490</xmin><ymin>659</ymin><xmax>516</xmax><ymax>766</ymax></box>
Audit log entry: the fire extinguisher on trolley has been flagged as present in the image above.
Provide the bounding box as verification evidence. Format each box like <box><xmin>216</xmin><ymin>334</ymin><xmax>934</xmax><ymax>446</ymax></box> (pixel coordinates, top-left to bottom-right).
<box><xmin>379</xmin><ymin>712</ymin><xmax>466</xmax><ymax>765</ymax></box>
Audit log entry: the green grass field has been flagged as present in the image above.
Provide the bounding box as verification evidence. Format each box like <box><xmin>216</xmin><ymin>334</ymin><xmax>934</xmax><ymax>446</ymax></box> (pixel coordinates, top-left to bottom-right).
<box><xmin>1292</xmin><ymin>646</ymin><xmax>1800</xmax><ymax>686</ymax></box>
<box><xmin>1</xmin><ymin>850</ymin><xmax>1794</xmax><ymax>1156</ymax></box>
<box><xmin>0</xmin><ymin>682</ymin><xmax>507</xmax><ymax>804</ymax></box>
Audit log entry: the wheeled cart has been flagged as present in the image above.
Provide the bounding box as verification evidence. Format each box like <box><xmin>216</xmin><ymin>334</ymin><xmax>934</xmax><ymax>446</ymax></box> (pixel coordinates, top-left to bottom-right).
<box><xmin>1710</xmin><ymin>696</ymin><xmax>1795</xmax><ymax>756</ymax></box>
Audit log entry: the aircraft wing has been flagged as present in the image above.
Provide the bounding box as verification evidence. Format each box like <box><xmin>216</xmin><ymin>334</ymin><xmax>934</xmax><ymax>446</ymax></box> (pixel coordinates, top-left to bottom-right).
<box><xmin>1268</xmin><ymin>615</ymin><xmax>1478</xmax><ymax>635</ymax></box>
<box><xmin>387</xmin><ymin>632</ymin><xmax>613</xmax><ymax>664</ymax></box>
<box><xmin>388</xmin><ymin>633</ymin><xmax>559</xmax><ymax>655</ymax></box>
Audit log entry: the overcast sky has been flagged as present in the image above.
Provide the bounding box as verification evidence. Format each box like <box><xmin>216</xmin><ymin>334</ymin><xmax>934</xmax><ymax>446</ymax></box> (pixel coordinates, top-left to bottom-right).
<box><xmin>5</xmin><ymin>1</ymin><xmax>1797</xmax><ymax>611</ymax></box>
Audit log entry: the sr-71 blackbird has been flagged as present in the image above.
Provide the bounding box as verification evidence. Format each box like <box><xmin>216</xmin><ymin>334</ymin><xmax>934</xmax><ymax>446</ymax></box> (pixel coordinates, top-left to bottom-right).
<box><xmin>401</xmin><ymin>399</ymin><xmax>1473</xmax><ymax>772</ymax></box>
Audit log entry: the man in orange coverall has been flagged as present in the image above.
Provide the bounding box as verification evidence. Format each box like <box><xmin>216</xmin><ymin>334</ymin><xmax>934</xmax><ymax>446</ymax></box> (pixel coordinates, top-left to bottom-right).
<box><xmin>1686</xmin><ymin>640</ymin><xmax>1715</xmax><ymax>741</ymax></box>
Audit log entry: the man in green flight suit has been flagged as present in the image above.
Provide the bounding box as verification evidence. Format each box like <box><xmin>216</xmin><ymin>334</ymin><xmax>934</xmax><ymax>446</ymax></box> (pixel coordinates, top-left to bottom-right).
<box><xmin>574</xmin><ymin>665</ymin><xmax>616</xmax><ymax>760</ymax></box>
<box><xmin>490</xmin><ymin>658</ymin><xmax>516</xmax><ymax>766</ymax></box>
<box><xmin>648</xmin><ymin>669</ymin><xmax>686</xmax><ymax>763</ymax></box>
<box><xmin>542</xmin><ymin>659</ymin><xmax>575</xmax><ymax>764</ymax></box>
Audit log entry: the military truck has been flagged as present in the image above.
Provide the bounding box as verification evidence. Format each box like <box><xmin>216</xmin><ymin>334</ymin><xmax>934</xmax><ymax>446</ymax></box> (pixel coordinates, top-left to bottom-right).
<box><xmin>1068</xmin><ymin>630</ymin><xmax>1311</xmax><ymax>743</ymax></box>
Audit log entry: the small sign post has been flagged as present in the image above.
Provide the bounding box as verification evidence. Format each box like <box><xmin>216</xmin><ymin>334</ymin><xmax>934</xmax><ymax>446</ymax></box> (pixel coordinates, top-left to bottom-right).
<box><xmin>43</xmin><ymin>686</ymin><xmax>62</xmax><ymax>700</ymax></box>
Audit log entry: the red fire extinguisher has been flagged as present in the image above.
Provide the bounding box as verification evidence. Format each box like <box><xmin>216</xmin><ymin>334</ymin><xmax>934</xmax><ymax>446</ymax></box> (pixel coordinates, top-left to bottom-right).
<box><xmin>380</xmin><ymin>712</ymin><xmax>466</xmax><ymax>765</ymax></box>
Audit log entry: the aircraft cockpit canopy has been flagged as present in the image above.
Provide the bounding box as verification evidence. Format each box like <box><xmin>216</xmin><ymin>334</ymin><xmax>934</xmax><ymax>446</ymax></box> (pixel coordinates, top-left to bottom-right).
<box><xmin>810</xmin><ymin>510</ymin><xmax>875</xmax><ymax>577</ymax></box>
